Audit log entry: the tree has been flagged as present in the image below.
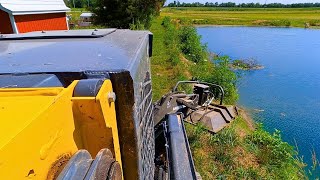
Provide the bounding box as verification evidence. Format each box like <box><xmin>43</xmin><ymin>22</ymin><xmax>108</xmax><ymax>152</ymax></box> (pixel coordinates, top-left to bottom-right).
<box><xmin>64</xmin><ymin>0</ymin><xmax>95</xmax><ymax>8</ymax></box>
<box><xmin>92</xmin><ymin>0</ymin><xmax>165</xmax><ymax>29</ymax></box>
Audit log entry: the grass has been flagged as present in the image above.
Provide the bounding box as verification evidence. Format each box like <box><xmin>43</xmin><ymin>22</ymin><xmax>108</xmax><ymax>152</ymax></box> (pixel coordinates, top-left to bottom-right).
<box><xmin>149</xmin><ymin>17</ymin><xmax>187</xmax><ymax>100</ymax></box>
<box><xmin>67</xmin><ymin>9</ymin><xmax>93</xmax><ymax>28</ymax></box>
<box><xmin>161</xmin><ymin>7</ymin><xmax>320</xmax><ymax>28</ymax></box>
<box><xmin>150</xmin><ymin>16</ymin><xmax>207</xmax><ymax>100</ymax></box>
<box><xmin>186</xmin><ymin>117</ymin><xmax>306</xmax><ymax>179</ymax></box>
<box><xmin>70</xmin><ymin>8</ymin><xmax>87</xmax><ymax>12</ymax></box>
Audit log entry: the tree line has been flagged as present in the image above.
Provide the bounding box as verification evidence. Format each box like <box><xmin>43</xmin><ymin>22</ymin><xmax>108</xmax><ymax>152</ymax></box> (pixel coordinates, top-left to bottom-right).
<box><xmin>92</xmin><ymin>0</ymin><xmax>165</xmax><ymax>29</ymax></box>
<box><xmin>65</xmin><ymin>0</ymin><xmax>166</xmax><ymax>29</ymax></box>
<box><xmin>64</xmin><ymin>0</ymin><xmax>97</xmax><ymax>8</ymax></box>
<box><xmin>167</xmin><ymin>1</ymin><xmax>320</xmax><ymax>8</ymax></box>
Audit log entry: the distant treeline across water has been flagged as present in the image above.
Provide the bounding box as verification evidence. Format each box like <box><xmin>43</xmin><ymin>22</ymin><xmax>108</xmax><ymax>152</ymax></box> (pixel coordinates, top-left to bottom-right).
<box><xmin>167</xmin><ymin>1</ymin><xmax>320</xmax><ymax>8</ymax></box>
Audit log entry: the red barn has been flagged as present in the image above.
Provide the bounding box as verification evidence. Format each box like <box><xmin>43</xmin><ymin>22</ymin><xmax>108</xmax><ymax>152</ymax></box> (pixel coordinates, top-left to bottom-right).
<box><xmin>0</xmin><ymin>0</ymin><xmax>70</xmax><ymax>34</ymax></box>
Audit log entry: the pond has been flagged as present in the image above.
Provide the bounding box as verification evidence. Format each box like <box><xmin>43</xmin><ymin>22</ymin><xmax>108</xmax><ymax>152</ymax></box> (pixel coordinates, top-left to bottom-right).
<box><xmin>197</xmin><ymin>26</ymin><xmax>320</xmax><ymax>173</ymax></box>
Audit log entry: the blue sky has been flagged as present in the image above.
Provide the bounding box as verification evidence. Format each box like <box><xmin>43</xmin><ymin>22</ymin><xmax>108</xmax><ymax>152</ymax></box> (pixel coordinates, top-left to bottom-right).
<box><xmin>166</xmin><ymin>0</ymin><xmax>320</xmax><ymax>4</ymax></box>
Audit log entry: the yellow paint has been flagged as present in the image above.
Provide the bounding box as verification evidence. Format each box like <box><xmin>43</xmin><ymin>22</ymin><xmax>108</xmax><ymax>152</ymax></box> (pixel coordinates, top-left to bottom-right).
<box><xmin>0</xmin><ymin>88</ymin><xmax>63</xmax><ymax>97</ymax></box>
<box><xmin>0</xmin><ymin>80</ymin><xmax>123</xmax><ymax>179</ymax></box>
<box><xmin>40</xmin><ymin>130</ymin><xmax>62</xmax><ymax>160</ymax></box>
<box><xmin>96</xmin><ymin>81</ymin><xmax>123</xmax><ymax>168</ymax></box>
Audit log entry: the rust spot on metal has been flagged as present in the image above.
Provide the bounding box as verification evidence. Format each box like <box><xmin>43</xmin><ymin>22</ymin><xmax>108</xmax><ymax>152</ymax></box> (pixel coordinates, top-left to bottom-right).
<box><xmin>46</xmin><ymin>153</ymin><xmax>72</xmax><ymax>180</ymax></box>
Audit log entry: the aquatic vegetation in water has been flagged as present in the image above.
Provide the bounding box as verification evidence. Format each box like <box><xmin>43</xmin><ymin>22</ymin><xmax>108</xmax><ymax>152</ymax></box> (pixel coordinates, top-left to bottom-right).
<box><xmin>230</xmin><ymin>58</ymin><xmax>264</xmax><ymax>70</ymax></box>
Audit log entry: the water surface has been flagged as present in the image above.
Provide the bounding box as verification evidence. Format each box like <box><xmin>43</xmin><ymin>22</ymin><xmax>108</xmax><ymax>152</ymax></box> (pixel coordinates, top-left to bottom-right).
<box><xmin>197</xmin><ymin>26</ymin><xmax>320</xmax><ymax>172</ymax></box>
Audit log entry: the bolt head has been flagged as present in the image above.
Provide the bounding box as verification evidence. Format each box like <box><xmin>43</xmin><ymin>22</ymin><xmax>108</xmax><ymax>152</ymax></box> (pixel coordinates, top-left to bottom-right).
<box><xmin>108</xmin><ymin>92</ymin><xmax>116</xmax><ymax>102</ymax></box>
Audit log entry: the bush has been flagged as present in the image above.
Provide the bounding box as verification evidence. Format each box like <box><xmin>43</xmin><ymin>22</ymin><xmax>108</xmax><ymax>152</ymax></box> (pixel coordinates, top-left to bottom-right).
<box><xmin>254</xmin><ymin>19</ymin><xmax>291</xmax><ymax>27</ymax></box>
<box><xmin>192</xmin><ymin>19</ymin><xmax>209</xmax><ymax>24</ymax></box>
<box><xmin>211</xmin><ymin>56</ymin><xmax>239</xmax><ymax>104</ymax></box>
<box><xmin>161</xmin><ymin>17</ymin><xmax>239</xmax><ymax>104</ymax></box>
<box><xmin>162</xmin><ymin>17</ymin><xmax>180</xmax><ymax>65</ymax></box>
<box><xmin>246</xmin><ymin>128</ymin><xmax>295</xmax><ymax>166</ymax></box>
<box><xmin>177</xmin><ymin>17</ymin><xmax>192</xmax><ymax>25</ymax></box>
<box><xmin>245</xmin><ymin>125</ymin><xmax>306</xmax><ymax>178</ymax></box>
<box><xmin>178</xmin><ymin>26</ymin><xmax>207</xmax><ymax>63</ymax></box>
<box><xmin>193</xmin><ymin>56</ymin><xmax>239</xmax><ymax>104</ymax></box>
<box><xmin>270</xmin><ymin>20</ymin><xmax>291</xmax><ymax>27</ymax></box>
<box><xmin>92</xmin><ymin>0</ymin><xmax>165</xmax><ymax>29</ymax></box>
<box><xmin>210</xmin><ymin>125</ymin><xmax>238</xmax><ymax>147</ymax></box>
<box><xmin>161</xmin><ymin>16</ymin><xmax>171</xmax><ymax>28</ymax></box>
<box><xmin>309</xmin><ymin>19</ymin><xmax>320</xmax><ymax>26</ymax></box>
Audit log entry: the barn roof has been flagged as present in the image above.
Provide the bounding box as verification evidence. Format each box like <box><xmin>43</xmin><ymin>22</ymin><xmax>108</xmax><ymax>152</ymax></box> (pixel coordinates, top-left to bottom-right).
<box><xmin>0</xmin><ymin>0</ymin><xmax>70</xmax><ymax>15</ymax></box>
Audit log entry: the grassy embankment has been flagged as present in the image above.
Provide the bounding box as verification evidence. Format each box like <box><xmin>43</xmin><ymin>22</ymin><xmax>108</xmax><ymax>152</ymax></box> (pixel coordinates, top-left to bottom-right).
<box><xmin>161</xmin><ymin>7</ymin><xmax>320</xmax><ymax>28</ymax></box>
<box><xmin>150</xmin><ymin>16</ymin><xmax>307</xmax><ymax>179</ymax></box>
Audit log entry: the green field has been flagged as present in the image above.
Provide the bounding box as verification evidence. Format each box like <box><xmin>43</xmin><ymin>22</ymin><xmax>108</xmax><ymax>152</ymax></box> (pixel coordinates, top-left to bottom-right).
<box><xmin>161</xmin><ymin>7</ymin><xmax>320</xmax><ymax>27</ymax></box>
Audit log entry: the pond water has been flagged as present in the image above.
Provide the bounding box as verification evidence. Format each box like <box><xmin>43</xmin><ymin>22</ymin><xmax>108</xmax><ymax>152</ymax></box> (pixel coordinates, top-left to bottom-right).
<box><xmin>197</xmin><ymin>26</ymin><xmax>320</xmax><ymax>172</ymax></box>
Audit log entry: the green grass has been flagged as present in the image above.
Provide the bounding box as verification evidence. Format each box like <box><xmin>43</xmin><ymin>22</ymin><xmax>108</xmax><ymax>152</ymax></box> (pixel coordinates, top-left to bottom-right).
<box><xmin>70</xmin><ymin>8</ymin><xmax>87</xmax><ymax>12</ymax></box>
<box><xmin>161</xmin><ymin>7</ymin><xmax>320</xmax><ymax>27</ymax></box>
<box><xmin>67</xmin><ymin>9</ymin><xmax>94</xmax><ymax>28</ymax></box>
<box><xmin>150</xmin><ymin>17</ymin><xmax>186</xmax><ymax>100</ymax></box>
<box><xmin>67</xmin><ymin>11</ymin><xmax>83</xmax><ymax>24</ymax></box>
<box><xmin>186</xmin><ymin>117</ymin><xmax>306</xmax><ymax>179</ymax></box>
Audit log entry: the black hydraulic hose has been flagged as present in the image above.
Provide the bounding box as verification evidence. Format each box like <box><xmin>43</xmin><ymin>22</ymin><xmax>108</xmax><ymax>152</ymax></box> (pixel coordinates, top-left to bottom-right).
<box><xmin>201</xmin><ymin>82</ymin><xmax>225</xmax><ymax>105</ymax></box>
<box><xmin>173</xmin><ymin>81</ymin><xmax>225</xmax><ymax>105</ymax></box>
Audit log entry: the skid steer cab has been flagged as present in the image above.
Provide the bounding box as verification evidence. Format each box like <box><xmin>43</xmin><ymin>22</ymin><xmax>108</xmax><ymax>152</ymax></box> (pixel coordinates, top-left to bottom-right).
<box><xmin>0</xmin><ymin>29</ymin><xmax>154</xmax><ymax>180</ymax></box>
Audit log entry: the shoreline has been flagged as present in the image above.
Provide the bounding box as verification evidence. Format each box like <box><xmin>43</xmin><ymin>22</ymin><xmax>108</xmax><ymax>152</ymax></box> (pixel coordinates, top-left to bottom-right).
<box><xmin>237</xmin><ymin>106</ymin><xmax>257</xmax><ymax>131</ymax></box>
<box><xmin>237</xmin><ymin>107</ymin><xmax>256</xmax><ymax>130</ymax></box>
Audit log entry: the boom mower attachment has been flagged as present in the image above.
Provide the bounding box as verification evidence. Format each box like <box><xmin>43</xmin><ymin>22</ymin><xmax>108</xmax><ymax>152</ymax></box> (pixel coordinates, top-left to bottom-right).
<box><xmin>154</xmin><ymin>81</ymin><xmax>238</xmax><ymax>133</ymax></box>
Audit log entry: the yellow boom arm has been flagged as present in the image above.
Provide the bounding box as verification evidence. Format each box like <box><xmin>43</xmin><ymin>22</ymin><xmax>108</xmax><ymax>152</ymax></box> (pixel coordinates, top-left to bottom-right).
<box><xmin>0</xmin><ymin>80</ymin><xmax>122</xmax><ymax>179</ymax></box>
